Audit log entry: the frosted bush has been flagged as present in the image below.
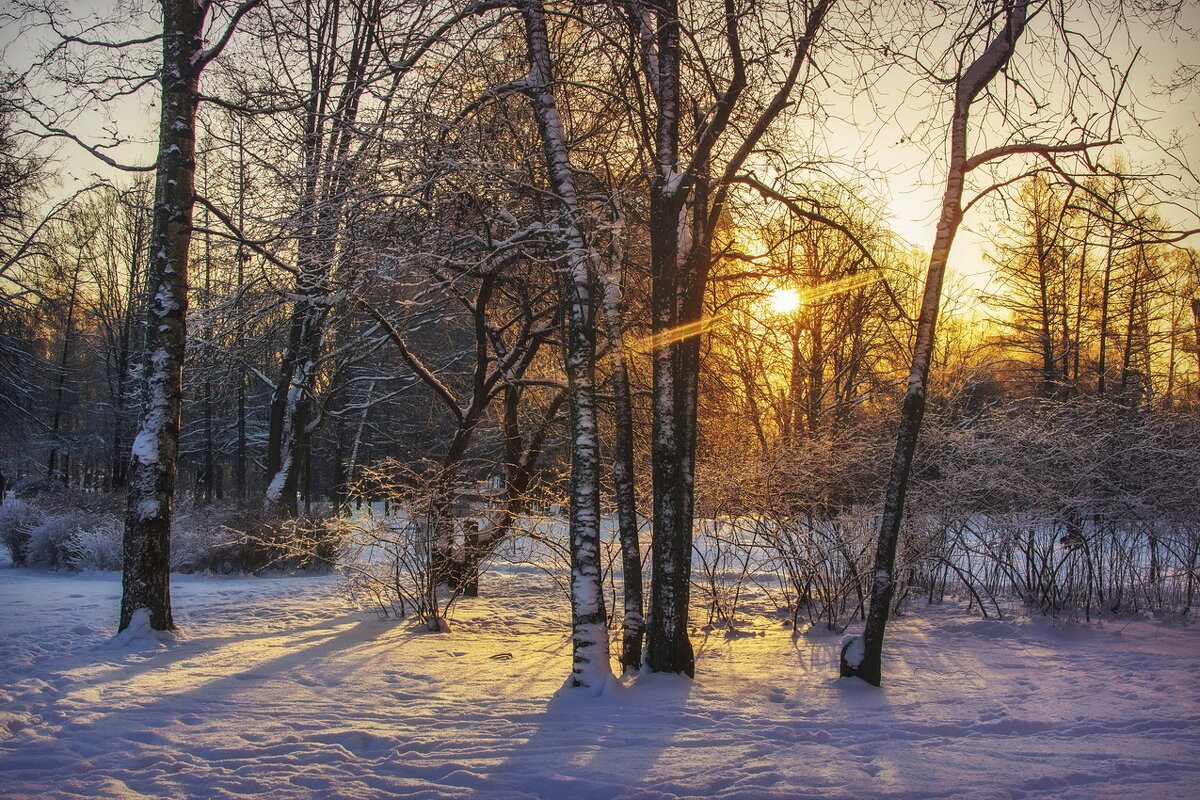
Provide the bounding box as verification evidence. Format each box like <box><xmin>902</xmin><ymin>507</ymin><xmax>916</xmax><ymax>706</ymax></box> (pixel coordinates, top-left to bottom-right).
<box><xmin>66</xmin><ymin>522</ymin><xmax>124</xmax><ymax>571</ymax></box>
<box><xmin>172</xmin><ymin>508</ymin><xmax>236</xmax><ymax>572</ymax></box>
<box><xmin>0</xmin><ymin>500</ymin><xmax>39</xmax><ymax>566</ymax></box>
<box><xmin>172</xmin><ymin>505</ymin><xmax>345</xmax><ymax>575</ymax></box>
<box><xmin>2</xmin><ymin>498</ymin><xmax>123</xmax><ymax>571</ymax></box>
<box><xmin>25</xmin><ymin>512</ymin><xmax>86</xmax><ymax>568</ymax></box>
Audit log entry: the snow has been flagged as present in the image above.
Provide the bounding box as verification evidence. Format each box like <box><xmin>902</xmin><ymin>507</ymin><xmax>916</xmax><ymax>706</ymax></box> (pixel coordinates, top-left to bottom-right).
<box><xmin>130</xmin><ymin>427</ymin><xmax>159</xmax><ymax>468</ymax></box>
<box><xmin>841</xmin><ymin>634</ymin><xmax>865</xmax><ymax>668</ymax></box>
<box><xmin>107</xmin><ymin>609</ymin><xmax>178</xmax><ymax>651</ymax></box>
<box><xmin>1</xmin><ymin>567</ymin><xmax>1198</xmax><ymax>799</ymax></box>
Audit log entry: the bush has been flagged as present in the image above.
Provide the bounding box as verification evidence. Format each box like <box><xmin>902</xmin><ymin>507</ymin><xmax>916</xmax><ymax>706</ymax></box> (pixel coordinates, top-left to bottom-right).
<box><xmin>18</xmin><ymin>504</ymin><xmax>124</xmax><ymax>570</ymax></box>
<box><xmin>2</xmin><ymin>489</ymin><xmax>347</xmax><ymax>575</ymax></box>
<box><xmin>11</xmin><ymin>477</ymin><xmax>65</xmax><ymax>502</ymax></box>
<box><xmin>0</xmin><ymin>500</ymin><xmax>38</xmax><ymax>566</ymax></box>
<box><xmin>174</xmin><ymin>505</ymin><xmax>346</xmax><ymax>575</ymax></box>
<box><xmin>66</xmin><ymin>521</ymin><xmax>123</xmax><ymax>571</ymax></box>
<box><xmin>24</xmin><ymin>510</ymin><xmax>88</xmax><ymax>568</ymax></box>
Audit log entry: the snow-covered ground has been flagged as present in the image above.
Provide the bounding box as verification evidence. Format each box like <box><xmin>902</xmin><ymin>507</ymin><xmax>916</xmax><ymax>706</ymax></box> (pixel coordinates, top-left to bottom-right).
<box><xmin>1</xmin><ymin>567</ymin><xmax>1198</xmax><ymax>800</ymax></box>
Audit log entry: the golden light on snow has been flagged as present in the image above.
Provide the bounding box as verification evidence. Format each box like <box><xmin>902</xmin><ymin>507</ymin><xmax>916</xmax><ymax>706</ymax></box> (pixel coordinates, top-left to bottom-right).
<box><xmin>767</xmin><ymin>287</ymin><xmax>802</xmax><ymax>315</ymax></box>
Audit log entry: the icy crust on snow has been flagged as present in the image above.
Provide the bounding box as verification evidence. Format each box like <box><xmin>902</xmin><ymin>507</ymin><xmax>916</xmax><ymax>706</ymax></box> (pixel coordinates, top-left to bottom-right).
<box><xmin>1</xmin><ymin>569</ymin><xmax>1199</xmax><ymax>800</ymax></box>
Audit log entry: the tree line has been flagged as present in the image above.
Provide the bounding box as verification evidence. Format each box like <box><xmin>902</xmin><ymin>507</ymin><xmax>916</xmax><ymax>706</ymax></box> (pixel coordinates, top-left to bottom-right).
<box><xmin>0</xmin><ymin>0</ymin><xmax>1197</xmax><ymax>688</ymax></box>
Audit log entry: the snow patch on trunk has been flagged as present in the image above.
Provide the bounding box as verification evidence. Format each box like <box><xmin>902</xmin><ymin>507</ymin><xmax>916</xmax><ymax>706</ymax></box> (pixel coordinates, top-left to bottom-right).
<box><xmin>841</xmin><ymin>634</ymin><xmax>864</xmax><ymax>669</ymax></box>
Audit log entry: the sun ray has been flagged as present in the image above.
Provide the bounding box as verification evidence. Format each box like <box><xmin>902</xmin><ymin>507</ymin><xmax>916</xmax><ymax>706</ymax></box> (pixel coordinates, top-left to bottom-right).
<box><xmin>631</xmin><ymin>271</ymin><xmax>883</xmax><ymax>352</ymax></box>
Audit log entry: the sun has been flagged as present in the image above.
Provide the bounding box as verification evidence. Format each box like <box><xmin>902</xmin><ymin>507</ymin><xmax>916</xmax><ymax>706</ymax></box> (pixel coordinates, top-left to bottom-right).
<box><xmin>767</xmin><ymin>287</ymin><xmax>802</xmax><ymax>315</ymax></box>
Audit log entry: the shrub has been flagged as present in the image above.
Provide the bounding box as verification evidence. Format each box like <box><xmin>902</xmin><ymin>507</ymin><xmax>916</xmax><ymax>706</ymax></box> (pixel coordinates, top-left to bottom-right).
<box><xmin>65</xmin><ymin>521</ymin><xmax>123</xmax><ymax>571</ymax></box>
<box><xmin>24</xmin><ymin>510</ymin><xmax>89</xmax><ymax>568</ymax></box>
<box><xmin>174</xmin><ymin>505</ymin><xmax>346</xmax><ymax>575</ymax></box>
<box><xmin>0</xmin><ymin>500</ymin><xmax>38</xmax><ymax>566</ymax></box>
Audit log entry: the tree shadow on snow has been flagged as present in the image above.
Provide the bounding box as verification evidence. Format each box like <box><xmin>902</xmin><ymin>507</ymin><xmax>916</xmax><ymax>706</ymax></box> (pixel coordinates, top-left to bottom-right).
<box><xmin>484</xmin><ymin>672</ymin><xmax>693</xmax><ymax>800</ymax></box>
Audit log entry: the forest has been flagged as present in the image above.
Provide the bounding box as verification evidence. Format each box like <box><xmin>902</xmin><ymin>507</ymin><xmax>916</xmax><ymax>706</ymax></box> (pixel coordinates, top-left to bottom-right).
<box><xmin>2</xmin><ymin>1</ymin><xmax>1200</xmax><ymax>797</ymax></box>
<box><xmin>1</xmin><ymin>0</ymin><xmax>1199</xmax><ymax>725</ymax></box>
<box><xmin>4</xmin><ymin>0</ymin><xmax>1200</xmax><ymax>674</ymax></box>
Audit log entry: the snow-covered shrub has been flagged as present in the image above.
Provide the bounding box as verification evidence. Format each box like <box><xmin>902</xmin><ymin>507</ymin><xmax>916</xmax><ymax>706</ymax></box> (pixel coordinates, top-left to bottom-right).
<box><xmin>4</xmin><ymin>488</ymin><xmax>124</xmax><ymax>570</ymax></box>
<box><xmin>1</xmin><ymin>488</ymin><xmax>123</xmax><ymax>570</ymax></box>
<box><xmin>691</xmin><ymin>517</ymin><xmax>763</xmax><ymax>633</ymax></box>
<box><xmin>11</xmin><ymin>477</ymin><xmax>65</xmax><ymax>502</ymax></box>
<box><xmin>65</xmin><ymin>521</ymin><xmax>124</xmax><ymax>571</ymax></box>
<box><xmin>25</xmin><ymin>510</ymin><xmax>93</xmax><ymax>569</ymax></box>
<box><xmin>173</xmin><ymin>505</ymin><xmax>345</xmax><ymax>575</ymax></box>
<box><xmin>233</xmin><ymin>514</ymin><xmax>346</xmax><ymax>574</ymax></box>
<box><xmin>495</xmin><ymin>514</ymin><xmax>578</xmax><ymax>603</ymax></box>
<box><xmin>0</xmin><ymin>500</ymin><xmax>39</xmax><ymax>566</ymax></box>
<box><xmin>338</xmin><ymin>512</ymin><xmax>444</xmax><ymax>625</ymax></box>
<box><xmin>172</xmin><ymin>506</ymin><xmax>246</xmax><ymax>573</ymax></box>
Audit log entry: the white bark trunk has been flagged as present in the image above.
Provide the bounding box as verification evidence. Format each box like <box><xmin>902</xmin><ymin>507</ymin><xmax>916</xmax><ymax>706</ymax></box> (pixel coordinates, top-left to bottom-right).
<box><xmin>523</xmin><ymin>0</ymin><xmax>612</xmax><ymax>690</ymax></box>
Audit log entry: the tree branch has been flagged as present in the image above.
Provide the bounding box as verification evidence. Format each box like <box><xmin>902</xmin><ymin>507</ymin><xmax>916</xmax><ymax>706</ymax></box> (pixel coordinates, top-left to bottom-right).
<box><xmin>963</xmin><ymin>139</ymin><xmax>1118</xmax><ymax>174</ymax></box>
<box><xmin>356</xmin><ymin>299</ymin><xmax>466</xmax><ymax>424</ymax></box>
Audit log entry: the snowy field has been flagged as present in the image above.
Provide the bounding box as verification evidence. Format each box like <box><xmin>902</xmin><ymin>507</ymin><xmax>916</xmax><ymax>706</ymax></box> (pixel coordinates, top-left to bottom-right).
<box><xmin>1</xmin><ymin>568</ymin><xmax>1198</xmax><ymax>800</ymax></box>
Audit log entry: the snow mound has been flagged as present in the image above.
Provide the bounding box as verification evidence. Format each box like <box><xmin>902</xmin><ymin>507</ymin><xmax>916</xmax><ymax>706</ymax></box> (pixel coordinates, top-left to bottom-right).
<box><xmin>104</xmin><ymin>608</ymin><xmax>179</xmax><ymax>651</ymax></box>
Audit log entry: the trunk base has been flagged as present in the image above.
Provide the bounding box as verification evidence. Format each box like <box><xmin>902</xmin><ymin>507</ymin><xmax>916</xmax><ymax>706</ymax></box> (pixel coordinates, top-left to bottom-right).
<box><xmin>647</xmin><ymin>628</ymin><xmax>695</xmax><ymax>677</ymax></box>
<box><xmin>839</xmin><ymin>637</ymin><xmax>882</xmax><ymax>686</ymax></box>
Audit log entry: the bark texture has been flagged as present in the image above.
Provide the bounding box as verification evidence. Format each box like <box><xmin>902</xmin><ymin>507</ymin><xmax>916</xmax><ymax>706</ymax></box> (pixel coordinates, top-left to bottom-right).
<box><xmin>523</xmin><ymin>0</ymin><xmax>611</xmax><ymax>689</ymax></box>
<box><xmin>120</xmin><ymin>0</ymin><xmax>208</xmax><ymax>632</ymax></box>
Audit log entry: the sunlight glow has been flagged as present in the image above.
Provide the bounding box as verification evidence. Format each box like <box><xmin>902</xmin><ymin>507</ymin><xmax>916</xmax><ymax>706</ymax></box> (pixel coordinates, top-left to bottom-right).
<box><xmin>802</xmin><ymin>271</ymin><xmax>882</xmax><ymax>303</ymax></box>
<box><xmin>768</xmin><ymin>273</ymin><xmax>882</xmax><ymax>316</ymax></box>
<box><xmin>632</xmin><ymin>271</ymin><xmax>885</xmax><ymax>353</ymax></box>
<box><xmin>633</xmin><ymin>315</ymin><xmax>728</xmax><ymax>352</ymax></box>
<box><xmin>768</xmin><ymin>288</ymin><xmax>802</xmax><ymax>315</ymax></box>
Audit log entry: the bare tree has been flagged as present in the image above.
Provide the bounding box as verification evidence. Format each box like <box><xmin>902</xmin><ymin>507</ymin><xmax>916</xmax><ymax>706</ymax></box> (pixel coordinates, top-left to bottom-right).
<box><xmin>841</xmin><ymin>0</ymin><xmax>1115</xmax><ymax>685</ymax></box>
<box><xmin>616</xmin><ymin>0</ymin><xmax>838</xmax><ymax>676</ymax></box>
<box><xmin>519</xmin><ymin>0</ymin><xmax>612</xmax><ymax>689</ymax></box>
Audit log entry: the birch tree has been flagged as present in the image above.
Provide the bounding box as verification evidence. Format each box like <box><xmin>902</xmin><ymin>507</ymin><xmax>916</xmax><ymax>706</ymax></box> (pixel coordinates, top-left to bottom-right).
<box><xmin>520</xmin><ymin>0</ymin><xmax>611</xmax><ymax>688</ymax></box>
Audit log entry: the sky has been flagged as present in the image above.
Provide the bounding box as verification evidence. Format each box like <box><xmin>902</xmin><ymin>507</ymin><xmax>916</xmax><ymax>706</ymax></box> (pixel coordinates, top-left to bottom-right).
<box><xmin>3</xmin><ymin>0</ymin><xmax>1197</xmax><ymax>296</ymax></box>
<box><xmin>861</xmin><ymin>3</ymin><xmax>1200</xmax><ymax>291</ymax></box>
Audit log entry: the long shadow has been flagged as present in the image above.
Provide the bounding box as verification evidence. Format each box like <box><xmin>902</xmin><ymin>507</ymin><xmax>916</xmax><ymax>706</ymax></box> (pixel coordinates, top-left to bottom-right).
<box><xmin>80</xmin><ymin>614</ymin><xmax>366</xmax><ymax>686</ymax></box>
<box><xmin>30</xmin><ymin>614</ymin><xmax>388</xmax><ymax>744</ymax></box>
<box><xmin>482</xmin><ymin>674</ymin><xmax>692</xmax><ymax>800</ymax></box>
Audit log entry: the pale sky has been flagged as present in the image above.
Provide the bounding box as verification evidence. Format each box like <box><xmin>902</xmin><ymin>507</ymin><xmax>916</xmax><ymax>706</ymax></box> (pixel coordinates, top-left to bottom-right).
<box><xmin>4</xmin><ymin>0</ymin><xmax>1197</xmax><ymax>296</ymax></box>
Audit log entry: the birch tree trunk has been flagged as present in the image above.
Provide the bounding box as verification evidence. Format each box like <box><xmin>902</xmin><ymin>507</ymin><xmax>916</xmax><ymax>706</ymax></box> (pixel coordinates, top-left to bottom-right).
<box><xmin>522</xmin><ymin>0</ymin><xmax>611</xmax><ymax>689</ymax></box>
<box><xmin>840</xmin><ymin>0</ymin><xmax>1030</xmax><ymax>686</ymax></box>
<box><xmin>119</xmin><ymin>0</ymin><xmax>262</xmax><ymax>633</ymax></box>
<box><xmin>119</xmin><ymin>0</ymin><xmax>207</xmax><ymax>632</ymax></box>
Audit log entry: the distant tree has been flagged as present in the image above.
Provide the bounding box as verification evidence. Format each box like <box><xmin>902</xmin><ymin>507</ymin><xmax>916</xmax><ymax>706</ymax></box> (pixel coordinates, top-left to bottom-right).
<box><xmin>0</xmin><ymin>79</ymin><xmax>51</xmax><ymax>467</ymax></box>
<box><xmin>986</xmin><ymin>176</ymin><xmax>1083</xmax><ymax>398</ymax></box>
